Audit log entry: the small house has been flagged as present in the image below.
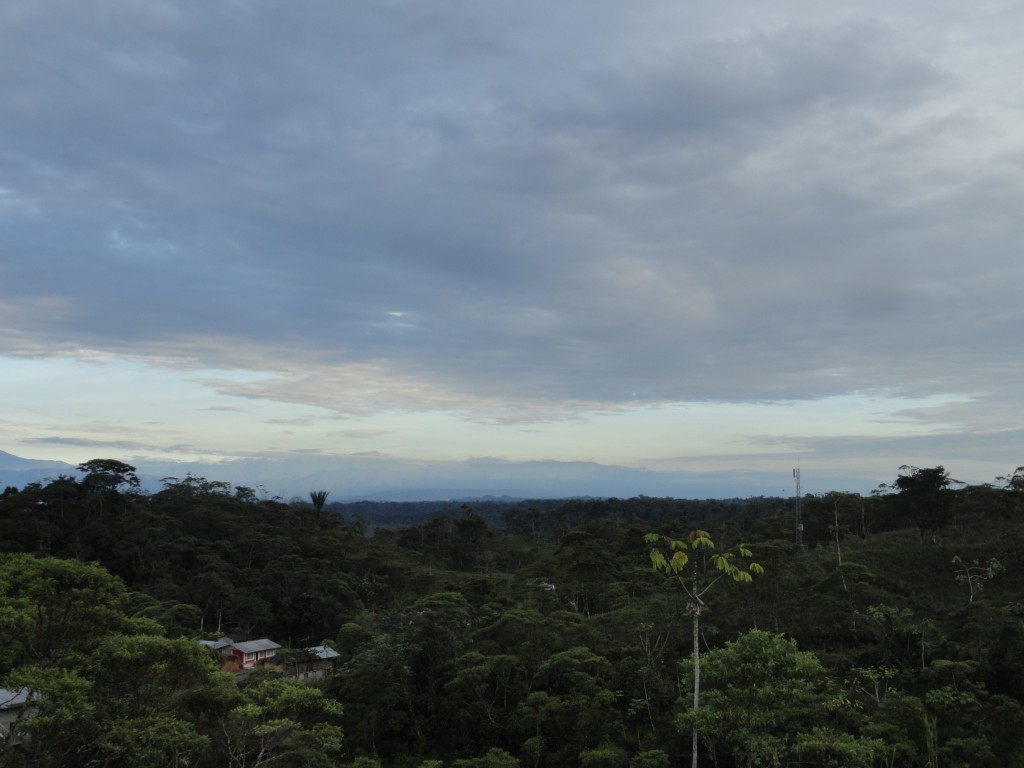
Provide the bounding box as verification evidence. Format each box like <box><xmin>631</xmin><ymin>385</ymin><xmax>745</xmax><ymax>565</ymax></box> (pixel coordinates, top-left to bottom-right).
<box><xmin>287</xmin><ymin>645</ymin><xmax>341</xmax><ymax>680</ymax></box>
<box><xmin>201</xmin><ymin>636</ymin><xmax>282</xmax><ymax>671</ymax></box>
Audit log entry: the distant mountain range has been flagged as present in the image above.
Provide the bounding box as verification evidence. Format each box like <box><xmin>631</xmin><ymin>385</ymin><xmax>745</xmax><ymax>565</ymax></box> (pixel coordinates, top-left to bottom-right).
<box><xmin>0</xmin><ymin>451</ymin><xmax>76</xmax><ymax>489</ymax></box>
<box><xmin>0</xmin><ymin>450</ymin><xmax>877</xmax><ymax>501</ymax></box>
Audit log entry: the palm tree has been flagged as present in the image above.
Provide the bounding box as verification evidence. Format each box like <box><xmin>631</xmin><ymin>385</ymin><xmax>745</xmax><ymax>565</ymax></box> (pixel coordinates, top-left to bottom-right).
<box><xmin>309</xmin><ymin>490</ymin><xmax>330</xmax><ymax>525</ymax></box>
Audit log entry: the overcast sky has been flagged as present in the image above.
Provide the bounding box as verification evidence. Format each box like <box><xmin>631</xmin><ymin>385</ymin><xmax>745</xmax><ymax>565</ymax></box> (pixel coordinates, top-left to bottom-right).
<box><xmin>2</xmin><ymin>0</ymin><xmax>1022</xmax><ymax>497</ymax></box>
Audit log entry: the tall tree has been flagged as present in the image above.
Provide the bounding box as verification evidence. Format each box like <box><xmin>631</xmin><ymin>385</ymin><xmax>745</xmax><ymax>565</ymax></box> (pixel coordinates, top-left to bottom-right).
<box><xmin>0</xmin><ymin>553</ymin><xmax>147</xmax><ymax>671</ymax></box>
<box><xmin>76</xmin><ymin>458</ymin><xmax>141</xmax><ymax>520</ymax></box>
<box><xmin>889</xmin><ymin>465</ymin><xmax>959</xmax><ymax>541</ymax></box>
<box><xmin>217</xmin><ymin>677</ymin><xmax>344</xmax><ymax>768</ymax></box>
<box><xmin>77</xmin><ymin>459</ymin><xmax>140</xmax><ymax>492</ymax></box>
<box><xmin>688</xmin><ymin>629</ymin><xmax>883</xmax><ymax>768</ymax></box>
<box><xmin>309</xmin><ymin>490</ymin><xmax>330</xmax><ymax>525</ymax></box>
<box><xmin>645</xmin><ymin>531</ymin><xmax>762</xmax><ymax>768</ymax></box>
<box><xmin>0</xmin><ymin>555</ymin><xmax>223</xmax><ymax>767</ymax></box>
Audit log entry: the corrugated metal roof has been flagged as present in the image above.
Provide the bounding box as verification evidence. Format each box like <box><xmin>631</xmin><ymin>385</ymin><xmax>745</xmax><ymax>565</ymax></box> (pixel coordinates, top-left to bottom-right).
<box><xmin>308</xmin><ymin>645</ymin><xmax>340</xmax><ymax>660</ymax></box>
<box><xmin>0</xmin><ymin>688</ymin><xmax>30</xmax><ymax>710</ymax></box>
<box><xmin>231</xmin><ymin>638</ymin><xmax>282</xmax><ymax>653</ymax></box>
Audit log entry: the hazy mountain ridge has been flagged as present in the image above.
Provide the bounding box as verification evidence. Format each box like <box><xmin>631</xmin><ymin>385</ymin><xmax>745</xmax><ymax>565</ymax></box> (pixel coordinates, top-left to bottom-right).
<box><xmin>0</xmin><ymin>450</ymin><xmax>878</xmax><ymax>501</ymax></box>
<box><xmin>0</xmin><ymin>451</ymin><xmax>75</xmax><ymax>488</ymax></box>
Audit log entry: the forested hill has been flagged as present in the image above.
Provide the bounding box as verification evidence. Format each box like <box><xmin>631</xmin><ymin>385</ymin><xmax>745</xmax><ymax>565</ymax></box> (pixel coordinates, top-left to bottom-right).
<box><xmin>1</xmin><ymin>461</ymin><xmax>1023</xmax><ymax>767</ymax></box>
<box><xmin>328</xmin><ymin>495</ymin><xmax>786</xmax><ymax>533</ymax></box>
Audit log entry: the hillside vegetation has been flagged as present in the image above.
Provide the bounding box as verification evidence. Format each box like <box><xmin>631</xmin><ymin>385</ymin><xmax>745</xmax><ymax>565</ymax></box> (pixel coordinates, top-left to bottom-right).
<box><xmin>1</xmin><ymin>461</ymin><xmax>1023</xmax><ymax>767</ymax></box>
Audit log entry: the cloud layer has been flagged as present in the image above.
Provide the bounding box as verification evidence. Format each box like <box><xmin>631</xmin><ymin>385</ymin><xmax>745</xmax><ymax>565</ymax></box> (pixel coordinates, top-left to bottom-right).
<box><xmin>3</xmin><ymin>1</ymin><xmax>1023</xmax><ymax>489</ymax></box>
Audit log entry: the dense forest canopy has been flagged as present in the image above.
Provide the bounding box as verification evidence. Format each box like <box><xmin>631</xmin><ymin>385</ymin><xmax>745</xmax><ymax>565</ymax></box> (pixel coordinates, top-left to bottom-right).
<box><xmin>1</xmin><ymin>461</ymin><xmax>1023</xmax><ymax>767</ymax></box>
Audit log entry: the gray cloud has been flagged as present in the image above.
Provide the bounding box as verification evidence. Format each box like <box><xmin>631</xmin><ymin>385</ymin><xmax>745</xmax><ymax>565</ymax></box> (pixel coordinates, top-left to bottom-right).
<box><xmin>25</xmin><ymin>436</ymin><xmax>172</xmax><ymax>452</ymax></box>
<box><xmin>3</xmin><ymin>0</ymin><xmax>1023</xmax><ymax>426</ymax></box>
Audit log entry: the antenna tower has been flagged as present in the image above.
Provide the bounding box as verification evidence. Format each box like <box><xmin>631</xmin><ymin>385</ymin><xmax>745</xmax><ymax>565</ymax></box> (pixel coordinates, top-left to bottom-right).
<box><xmin>793</xmin><ymin>468</ymin><xmax>803</xmax><ymax>549</ymax></box>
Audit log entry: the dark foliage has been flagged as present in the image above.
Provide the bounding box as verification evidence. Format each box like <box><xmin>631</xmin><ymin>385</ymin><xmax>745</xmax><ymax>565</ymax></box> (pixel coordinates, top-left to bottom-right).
<box><xmin>2</xmin><ymin>463</ymin><xmax>1024</xmax><ymax>767</ymax></box>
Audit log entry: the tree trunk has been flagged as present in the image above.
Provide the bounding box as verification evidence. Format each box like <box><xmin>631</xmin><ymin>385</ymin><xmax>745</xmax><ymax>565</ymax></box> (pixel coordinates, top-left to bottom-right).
<box><xmin>834</xmin><ymin>502</ymin><xmax>848</xmax><ymax>593</ymax></box>
<box><xmin>691</xmin><ymin>601</ymin><xmax>701</xmax><ymax>768</ymax></box>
